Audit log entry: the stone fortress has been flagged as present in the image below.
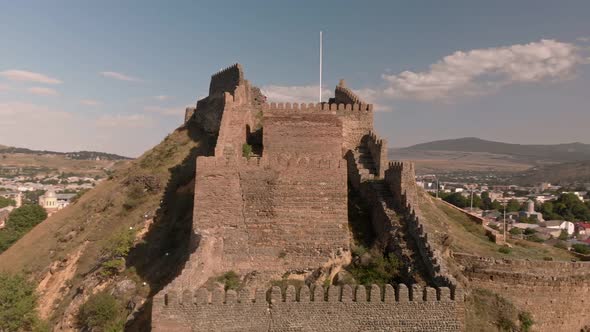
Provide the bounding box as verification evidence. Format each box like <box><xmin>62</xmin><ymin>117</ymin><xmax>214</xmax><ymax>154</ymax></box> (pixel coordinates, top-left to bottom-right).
<box><xmin>152</xmin><ymin>63</ymin><xmax>464</xmax><ymax>331</ymax></box>
<box><xmin>151</xmin><ymin>64</ymin><xmax>590</xmax><ymax>331</ymax></box>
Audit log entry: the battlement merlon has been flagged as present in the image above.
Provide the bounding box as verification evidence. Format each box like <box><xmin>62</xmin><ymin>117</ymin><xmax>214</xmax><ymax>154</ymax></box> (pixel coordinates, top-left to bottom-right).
<box><xmin>262</xmin><ymin>102</ymin><xmax>373</xmax><ymax>113</ymax></box>
<box><xmin>334</xmin><ymin>79</ymin><xmax>366</xmax><ymax>105</ymax></box>
<box><xmin>155</xmin><ymin>284</ymin><xmax>462</xmax><ymax>307</ymax></box>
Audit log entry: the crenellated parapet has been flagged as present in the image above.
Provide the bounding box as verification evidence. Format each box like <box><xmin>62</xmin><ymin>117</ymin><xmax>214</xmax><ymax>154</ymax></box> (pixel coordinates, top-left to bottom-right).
<box><xmin>153</xmin><ymin>283</ymin><xmax>464</xmax><ymax>331</ymax></box>
<box><xmin>262</xmin><ymin>102</ymin><xmax>373</xmax><ymax>113</ymax></box>
<box><xmin>362</xmin><ymin>131</ymin><xmax>388</xmax><ymax>178</ymax></box>
<box><xmin>209</xmin><ymin>63</ymin><xmax>244</xmax><ymax>96</ymax></box>
<box><xmin>384</xmin><ymin>161</ymin><xmax>457</xmax><ymax>288</ymax></box>
<box><xmin>334</xmin><ymin>79</ymin><xmax>365</xmax><ymax>105</ymax></box>
<box><xmin>156</xmin><ymin>283</ymin><xmax>461</xmax><ymax>307</ymax></box>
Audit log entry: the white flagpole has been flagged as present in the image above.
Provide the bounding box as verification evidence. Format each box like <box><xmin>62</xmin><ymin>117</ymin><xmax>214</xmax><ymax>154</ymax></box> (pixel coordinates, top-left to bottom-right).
<box><xmin>319</xmin><ymin>31</ymin><xmax>322</xmax><ymax>103</ymax></box>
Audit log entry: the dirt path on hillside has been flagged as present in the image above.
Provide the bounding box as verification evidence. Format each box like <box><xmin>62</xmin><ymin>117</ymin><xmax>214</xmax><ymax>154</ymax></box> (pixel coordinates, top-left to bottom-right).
<box><xmin>37</xmin><ymin>242</ymin><xmax>88</xmax><ymax>320</ymax></box>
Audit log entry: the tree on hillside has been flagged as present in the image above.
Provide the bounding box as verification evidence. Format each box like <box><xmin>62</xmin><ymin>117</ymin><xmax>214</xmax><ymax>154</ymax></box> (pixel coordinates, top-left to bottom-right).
<box><xmin>0</xmin><ymin>273</ymin><xmax>47</xmax><ymax>331</ymax></box>
<box><xmin>441</xmin><ymin>193</ymin><xmax>468</xmax><ymax>208</ymax></box>
<box><xmin>541</xmin><ymin>193</ymin><xmax>590</xmax><ymax>221</ymax></box>
<box><xmin>0</xmin><ymin>205</ymin><xmax>47</xmax><ymax>253</ymax></box>
<box><xmin>506</xmin><ymin>199</ymin><xmax>521</xmax><ymax>213</ymax></box>
<box><xmin>5</xmin><ymin>205</ymin><xmax>47</xmax><ymax>233</ymax></box>
<box><xmin>0</xmin><ymin>197</ymin><xmax>16</xmax><ymax>209</ymax></box>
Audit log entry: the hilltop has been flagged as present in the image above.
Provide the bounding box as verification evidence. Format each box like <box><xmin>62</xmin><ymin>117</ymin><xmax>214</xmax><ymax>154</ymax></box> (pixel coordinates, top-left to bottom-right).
<box><xmin>0</xmin><ymin>145</ymin><xmax>131</xmax><ymax>161</ymax></box>
<box><xmin>396</xmin><ymin>137</ymin><xmax>590</xmax><ymax>163</ymax></box>
<box><xmin>390</xmin><ymin>138</ymin><xmax>590</xmax><ymax>184</ymax></box>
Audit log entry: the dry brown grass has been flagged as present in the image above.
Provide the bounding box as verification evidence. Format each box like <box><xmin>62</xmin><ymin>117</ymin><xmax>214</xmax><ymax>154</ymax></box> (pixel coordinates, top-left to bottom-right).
<box><xmin>416</xmin><ymin>190</ymin><xmax>575</xmax><ymax>261</ymax></box>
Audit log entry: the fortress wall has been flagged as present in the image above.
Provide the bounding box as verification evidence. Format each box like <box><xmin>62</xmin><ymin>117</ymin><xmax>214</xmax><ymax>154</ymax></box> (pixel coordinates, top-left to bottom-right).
<box><xmin>362</xmin><ymin>131</ymin><xmax>388</xmax><ymax>178</ymax></box>
<box><xmin>153</xmin><ymin>284</ymin><xmax>464</xmax><ymax>332</ymax></box>
<box><xmin>334</xmin><ymin>83</ymin><xmax>363</xmax><ymax>104</ymax></box>
<box><xmin>209</xmin><ymin>63</ymin><xmax>244</xmax><ymax>96</ymax></box>
<box><xmin>191</xmin><ymin>156</ymin><xmax>349</xmax><ymax>274</ymax></box>
<box><xmin>454</xmin><ymin>253</ymin><xmax>590</xmax><ymax>331</ymax></box>
<box><xmin>262</xmin><ymin>102</ymin><xmax>373</xmax><ymax>154</ymax></box>
<box><xmin>337</xmin><ymin>108</ymin><xmax>373</xmax><ymax>153</ymax></box>
<box><xmin>384</xmin><ymin>162</ymin><xmax>457</xmax><ymax>288</ymax></box>
<box><xmin>263</xmin><ymin>108</ymin><xmax>344</xmax><ymax>161</ymax></box>
<box><xmin>192</xmin><ymin>95</ymin><xmax>226</xmax><ymax>135</ymax></box>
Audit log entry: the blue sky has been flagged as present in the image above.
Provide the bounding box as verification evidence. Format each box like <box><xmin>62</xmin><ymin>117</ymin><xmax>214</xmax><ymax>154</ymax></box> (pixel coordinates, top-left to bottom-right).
<box><xmin>1</xmin><ymin>1</ymin><xmax>589</xmax><ymax>157</ymax></box>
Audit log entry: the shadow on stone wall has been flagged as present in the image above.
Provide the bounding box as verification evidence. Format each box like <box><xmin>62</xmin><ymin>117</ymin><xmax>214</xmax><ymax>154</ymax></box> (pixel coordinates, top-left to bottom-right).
<box><xmin>124</xmin><ymin>121</ymin><xmax>215</xmax><ymax>331</ymax></box>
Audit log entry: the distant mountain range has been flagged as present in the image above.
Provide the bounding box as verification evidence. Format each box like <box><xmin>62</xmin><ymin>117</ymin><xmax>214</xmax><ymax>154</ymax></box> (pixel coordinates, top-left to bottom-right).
<box><xmin>395</xmin><ymin>137</ymin><xmax>590</xmax><ymax>163</ymax></box>
<box><xmin>0</xmin><ymin>144</ymin><xmax>131</xmax><ymax>161</ymax></box>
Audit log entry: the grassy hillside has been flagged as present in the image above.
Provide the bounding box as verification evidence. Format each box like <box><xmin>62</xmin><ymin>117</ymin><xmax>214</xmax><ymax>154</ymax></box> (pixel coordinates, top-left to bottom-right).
<box><xmin>415</xmin><ymin>189</ymin><xmax>575</xmax><ymax>261</ymax></box>
<box><xmin>0</xmin><ymin>145</ymin><xmax>130</xmax><ymax>160</ymax></box>
<box><xmin>0</xmin><ymin>152</ymin><xmax>124</xmax><ymax>178</ymax></box>
<box><xmin>0</xmin><ymin>121</ymin><xmax>213</xmax><ymax>329</ymax></box>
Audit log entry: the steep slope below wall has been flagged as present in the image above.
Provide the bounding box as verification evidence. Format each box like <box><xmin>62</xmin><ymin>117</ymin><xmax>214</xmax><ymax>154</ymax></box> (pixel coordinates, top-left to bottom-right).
<box><xmin>0</xmin><ymin>121</ymin><xmax>213</xmax><ymax>330</ymax></box>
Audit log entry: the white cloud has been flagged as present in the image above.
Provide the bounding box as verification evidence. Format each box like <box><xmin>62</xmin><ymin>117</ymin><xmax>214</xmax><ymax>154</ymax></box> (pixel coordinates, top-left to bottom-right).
<box><xmin>0</xmin><ymin>84</ymin><xmax>10</xmax><ymax>92</ymax></box>
<box><xmin>261</xmin><ymin>84</ymin><xmax>332</xmax><ymax>103</ymax></box>
<box><xmin>100</xmin><ymin>71</ymin><xmax>142</xmax><ymax>82</ymax></box>
<box><xmin>577</xmin><ymin>37</ymin><xmax>590</xmax><ymax>43</ymax></box>
<box><xmin>144</xmin><ymin>106</ymin><xmax>184</xmax><ymax>117</ymax></box>
<box><xmin>382</xmin><ymin>39</ymin><xmax>583</xmax><ymax>101</ymax></box>
<box><xmin>95</xmin><ymin>113</ymin><xmax>154</xmax><ymax>128</ymax></box>
<box><xmin>27</xmin><ymin>86</ymin><xmax>59</xmax><ymax>96</ymax></box>
<box><xmin>80</xmin><ymin>99</ymin><xmax>101</xmax><ymax>106</ymax></box>
<box><xmin>0</xmin><ymin>70</ymin><xmax>62</xmax><ymax>84</ymax></box>
<box><xmin>154</xmin><ymin>95</ymin><xmax>170</xmax><ymax>101</ymax></box>
<box><xmin>352</xmin><ymin>88</ymin><xmax>393</xmax><ymax>112</ymax></box>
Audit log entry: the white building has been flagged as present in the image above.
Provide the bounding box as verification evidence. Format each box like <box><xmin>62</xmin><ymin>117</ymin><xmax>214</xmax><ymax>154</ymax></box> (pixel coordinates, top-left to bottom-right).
<box><xmin>543</xmin><ymin>220</ymin><xmax>575</xmax><ymax>235</ymax></box>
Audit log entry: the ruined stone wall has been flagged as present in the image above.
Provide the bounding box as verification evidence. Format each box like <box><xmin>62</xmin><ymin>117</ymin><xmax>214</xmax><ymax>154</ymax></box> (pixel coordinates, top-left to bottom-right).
<box><xmin>153</xmin><ymin>284</ymin><xmax>464</xmax><ymax>331</ymax></box>
<box><xmin>191</xmin><ymin>155</ymin><xmax>348</xmax><ymax>275</ymax></box>
<box><xmin>362</xmin><ymin>131</ymin><xmax>388</xmax><ymax>178</ymax></box>
<box><xmin>454</xmin><ymin>253</ymin><xmax>590</xmax><ymax>332</ymax></box>
<box><xmin>209</xmin><ymin>63</ymin><xmax>244</xmax><ymax>96</ymax></box>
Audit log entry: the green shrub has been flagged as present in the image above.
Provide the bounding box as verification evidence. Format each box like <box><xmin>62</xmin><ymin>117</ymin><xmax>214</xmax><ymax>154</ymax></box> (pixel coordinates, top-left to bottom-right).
<box><xmin>77</xmin><ymin>292</ymin><xmax>124</xmax><ymax>331</ymax></box>
<box><xmin>523</xmin><ymin>228</ymin><xmax>537</xmax><ymax>235</ymax></box>
<box><xmin>0</xmin><ymin>273</ymin><xmax>47</xmax><ymax>332</ymax></box>
<box><xmin>509</xmin><ymin>227</ymin><xmax>522</xmax><ymax>235</ymax></box>
<box><xmin>103</xmin><ymin>229</ymin><xmax>135</xmax><ymax>259</ymax></box>
<box><xmin>518</xmin><ymin>311</ymin><xmax>534</xmax><ymax>332</ymax></box>
<box><xmin>100</xmin><ymin>258</ymin><xmax>125</xmax><ymax>277</ymax></box>
<box><xmin>527</xmin><ymin>235</ymin><xmax>544</xmax><ymax>243</ymax></box>
<box><xmin>553</xmin><ymin>241</ymin><xmax>568</xmax><ymax>250</ymax></box>
<box><xmin>572</xmin><ymin>243</ymin><xmax>590</xmax><ymax>255</ymax></box>
<box><xmin>217</xmin><ymin>271</ymin><xmax>241</xmax><ymax>290</ymax></box>
<box><xmin>347</xmin><ymin>252</ymin><xmax>401</xmax><ymax>285</ymax></box>
<box><xmin>242</xmin><ymin>144</ymin><xmax>253</xmax><ymax>159</ymax></box>
<box><xmin>498</xmin><ymin>246</ymin><xmax>511</xmax><ymax>254</ymax></box>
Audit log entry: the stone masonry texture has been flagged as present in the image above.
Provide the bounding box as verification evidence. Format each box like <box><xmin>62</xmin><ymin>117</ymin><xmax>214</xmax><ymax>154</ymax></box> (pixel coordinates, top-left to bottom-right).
<box><xmin>152</xmin><ymin>63</ymin><xmax>469</xmax><ymax>331</ymax></box>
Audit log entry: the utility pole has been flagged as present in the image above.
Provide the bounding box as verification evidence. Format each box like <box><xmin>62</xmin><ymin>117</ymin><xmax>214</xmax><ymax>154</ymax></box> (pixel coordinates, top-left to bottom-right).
<box><xmin>319</xmin><ymin>31</ymin><xmax>323</xmax><ymax>103</ymax></box>
<box><xmin>470</xmin><ymin>185</ymin><xmax>474</xmax><ymax>211</ymax></box>
<box><xmin>503</xmin><ymin>202</ymin><xmax>507</xmax><ymax>242</ymax></box>
<box><xmin>435</xmin><ymin>176</ymin><xmax>439</xmax><ymax>199</ymax></box>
